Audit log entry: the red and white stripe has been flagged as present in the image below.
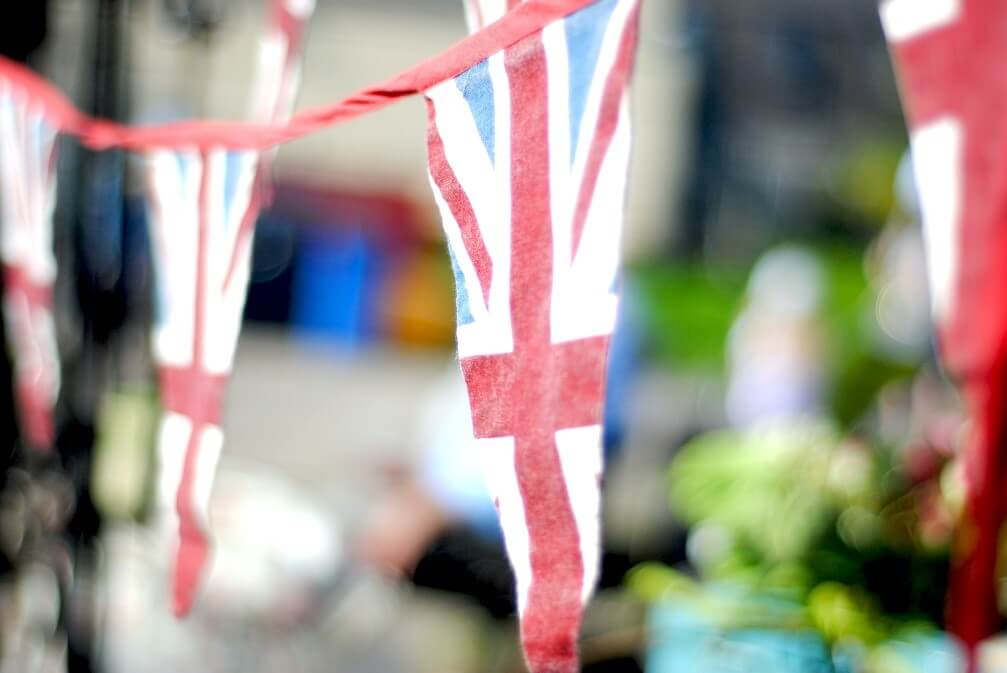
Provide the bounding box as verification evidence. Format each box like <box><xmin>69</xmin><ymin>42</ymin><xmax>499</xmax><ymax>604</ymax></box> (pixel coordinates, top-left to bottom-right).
<box><xmin>0</xmin><ymin>79</ymin><xmax>60</xmax><ymax>451</ymax></box>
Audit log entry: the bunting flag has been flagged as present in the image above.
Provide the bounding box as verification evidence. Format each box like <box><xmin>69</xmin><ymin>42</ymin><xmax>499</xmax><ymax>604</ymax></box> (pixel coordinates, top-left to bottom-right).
<box><xmin>147</xmin><ymin>148</ymin><xmax>260</xmax><ymax>616</ymax></box>
<box><xmin>882</xmin><ymin>0</ymin><xmax>1007</xmax><ymax>653</ymax></box>
<box><xmin>426</xmin><ymin>0</ymin><xmax>638</xmax><ymax>669</ymax></box>
<box><xmin>0</xmin><ymin>79</ymin><xmax>60</xmax><ymax>451</ymax></box>
<box><xmin>149</xmin><ymin>0</ymin><xmax>314</xmax><ymax>617</ymax></box>
<box><xmin>249</xmin><ymin>0</ymin><xmax>314</xmax><ymax>194</ymax></box>
<box><xmin>251</xmin><ymin>0</ymin><xmax>314</xmax><ymax>126</ymax></box>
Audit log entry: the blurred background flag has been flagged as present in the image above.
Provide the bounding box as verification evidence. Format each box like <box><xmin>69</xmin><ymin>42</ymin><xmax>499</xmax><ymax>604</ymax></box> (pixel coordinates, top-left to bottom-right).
<box><xmin>0</xmin><ymin>78</ymin><xmax>61</xmax><ymax>452</ymax></box>
<box><xmin>146</xmin><ymin>146</ymin><xmax>260</xmax><ymax>617</ymax></box>
<box><xmin>147</xmin><ymin>0</ymin><xmax>313</xmax><ymax>618</ymax></box>
<box><xmin>883</xmin><ymin>0</ymin><xmax>1007</xmax><ymax>654</ymax></box>
<box><xmin>425</xmin><ymin>0</ymin><xmax>639</xmax><ymax>669</ymax></box>
<box><xmin>249</xmin><ymin>0</ymin><xmax>315</xmax><ymax>197</ymax></box>
<box><xmin>249</xmin><ymin>0</ymin><xmax>314</xmax><ymax>126</ymax></box>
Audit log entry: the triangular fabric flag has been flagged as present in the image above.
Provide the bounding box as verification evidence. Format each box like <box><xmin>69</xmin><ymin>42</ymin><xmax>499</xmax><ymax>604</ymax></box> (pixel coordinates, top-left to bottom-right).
<box><xmin>149</xmin><ymin>0</ymin><xmax>314</xmax><ymax>617</ymax></box>
<box><xmin>882</xmin><ymin>0</ymin><xmax>1007</xmax><ymax>652</ymax></box>
<box><xmin>147</xmin><ymin>147</ymin><xmax>260</xmax><ymax>616</ymax></box>
<box><xmin>250</xmin><ymin>0</ymin><xmax>314</xmax><ymax>126</ymax></box>
<box><xmin>425</xmin><ymin>0</ymin><xmax>639</xmax><ymax>669</ymax></box>
<box><xmin>249</xmin><ymin>0</ymin><xmax>314</xmax><ymax>196</ymax></box>
<box><xmin>0</xmin><ymin>78</ymin><xmax>60</xmax><ymax>451</ymax></box>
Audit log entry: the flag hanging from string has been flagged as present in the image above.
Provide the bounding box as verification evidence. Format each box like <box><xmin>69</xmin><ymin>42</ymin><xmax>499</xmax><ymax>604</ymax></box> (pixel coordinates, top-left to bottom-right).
<box><xmin>147</xmin><ymin>148</ymin><xmax>260</xmax><ymax>616</ymax></box>
<box><xmin>0</xmin><ymin>80</ymin><xmax>60</xmax><ymax>452</ymax></box>
<box><xmin>249</xmin><ymin>0</ymin><xmax>314</xmax><ymax>196</ymax></box>
<box><xmin>882</xmin><ymin>0</ymin><xmax>1007</xmax><ymax>653</ymax></box>
<box><xmin>149</xmin><ymin>0</ymin><xmax>314</xmax><ymax>617</ymax></box>
<box><xmin>426</xmin><ymin>0</ymin><xmax>638</xmax><ymax>669</ymax></box>
<box><xmin>251</xmin><ymin>0</ymin><xmax>314</xmax><ymax>126</ymax></box>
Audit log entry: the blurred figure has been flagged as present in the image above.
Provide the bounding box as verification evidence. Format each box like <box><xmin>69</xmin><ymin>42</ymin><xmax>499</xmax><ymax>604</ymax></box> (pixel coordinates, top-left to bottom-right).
<box><xmin>355</xmin><ymin>366</ymin><xmax>517</xmax><ymax>617</ymax></box>
<box><xmin>725</xmin><ymin>246</ymin><xmax>827</xmax><ymax>426</ymax></box>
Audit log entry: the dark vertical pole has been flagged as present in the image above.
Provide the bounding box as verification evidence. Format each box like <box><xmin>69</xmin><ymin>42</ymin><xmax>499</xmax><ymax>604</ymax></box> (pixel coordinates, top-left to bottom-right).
<box><xmin>59</xmin><ymin>2</ymin><xmax>131</xmax><ymax>672</ymax></box>
<box><xmin>672</xmin><ymin>0</ymin><xmax>725</xmax><ymax>260</ymax></box>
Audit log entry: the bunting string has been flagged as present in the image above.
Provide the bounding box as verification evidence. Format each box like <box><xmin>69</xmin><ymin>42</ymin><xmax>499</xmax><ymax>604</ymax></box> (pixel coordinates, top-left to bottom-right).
<box><xmin>0</xmin><ymin>0</ymin><xmax>599</xmax><ymax>151</ymax></box>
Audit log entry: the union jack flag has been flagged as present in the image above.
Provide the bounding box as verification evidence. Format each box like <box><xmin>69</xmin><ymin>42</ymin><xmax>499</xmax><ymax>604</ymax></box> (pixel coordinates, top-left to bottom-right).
<box><xmin>425</xmin><ymin>0</ymin><xmax>639</xmax><ymax>669</ymax></box>
<box><xmin>0</xmin><ymin>80</ymin><xmax>60</xmax><ymax>451</ymax></box>
<box><xmin>146</xmin><ymin>148</ymin><xmax>259</xmax><ymax>616</ymax></box>
<box><xmin>883</xmin><ymin>0</ymin><xmax>1007</xmax><ymax>652</ymax></box>
<box><xmin>148</xmin><ymin>0</ymin><xmax>314</xmax><ymax>617</ymax></box>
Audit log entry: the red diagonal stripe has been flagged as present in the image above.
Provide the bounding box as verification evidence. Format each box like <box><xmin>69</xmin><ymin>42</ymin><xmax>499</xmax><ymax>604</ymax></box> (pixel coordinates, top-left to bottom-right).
<box><xmin>570</xmin><ymin>5</ymin><xmax>638</xmax><ymax>258</ymax></box>
<box><xmin>0</xmin><ymin>0</ymin><xmax>603</xmax><ymax>150</ymax></box>
<box><xmin>223</xmin><ymin>177</ymin><xmax>262</xmax><ymax>293</ymax></box>
<box><xmin>426</xmin><ymin>98</ymin><xmax>494</xmax><ymax>305</ymax></box>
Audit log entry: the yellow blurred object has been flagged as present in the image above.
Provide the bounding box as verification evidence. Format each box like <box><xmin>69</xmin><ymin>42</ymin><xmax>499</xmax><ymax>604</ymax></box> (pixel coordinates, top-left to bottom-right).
<box><xmin>93</xmin><ymin>387</ymin><xmax>160</xmax><ymax>521</ymax></box>
<box><xmin>382</xmin><ymin>250</ymin><xmax>456</xmax><ymax>347</ymax></box>
<box><xmin>834</xmin><ymin>141</ymin><xmax>903</xmax><ymax>227</ymax></box>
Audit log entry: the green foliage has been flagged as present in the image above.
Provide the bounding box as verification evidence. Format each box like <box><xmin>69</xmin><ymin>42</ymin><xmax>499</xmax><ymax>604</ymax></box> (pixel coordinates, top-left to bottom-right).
<box><xmin>632</xmin><ymin>245</ymin><xmax>921</xmax><ymax>430</ymax></box>
<box><xmin>807</xmin><ymin>582</ymin><xmax>885</xmax><ymax>645</ymax></box>
<box><xmin>638</xmin><ymin>419</ymin><xmax>952</xmax><ymax>655</ymax></box>
<box><xmin>630</xmin><ymin>237</ymin><xmax>957</xmax><ymax>666</ymax></box>
<box><xmin>668</xmin><ymin>422</ymin><xmax>841</xmax><ymax>564</ymax></box>
<box><xmin>632</xmin><ymin>263</ymin><xmax>745</xmax><ymax>372</ymax></box>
